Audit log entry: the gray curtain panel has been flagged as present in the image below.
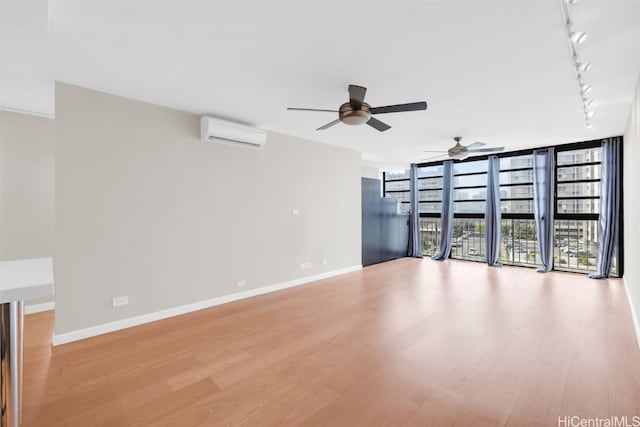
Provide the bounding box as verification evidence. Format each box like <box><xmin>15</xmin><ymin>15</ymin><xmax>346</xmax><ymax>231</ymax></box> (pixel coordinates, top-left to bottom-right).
<box><xmin>485</xmin><ymin>155</ymin><xmax>502</xmax><ymax>267</ymax></box>
<box><xmin>432</xmin><ymin>160</ymin><xmax>454</xmax><ymax>261</ymax></box>
<box><xmin>407</xmin><ymin>163</ymin><xmax>423</xmax><ymax>258</ymax></box>
<box><xmin>533</xmin><ymin>148</ymin><xmax>555</xmax><ymax>272</ymax></box>
<box><xmin>588</xmin><ymin>137</ymin><xmax>621</xmax><ymax>279</ymax></box>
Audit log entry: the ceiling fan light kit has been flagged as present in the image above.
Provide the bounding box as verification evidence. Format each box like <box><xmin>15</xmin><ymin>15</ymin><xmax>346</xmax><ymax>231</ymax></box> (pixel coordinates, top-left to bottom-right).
<box><xmin>287</xmin><ymin>84</ymin><xmax>427</xmax><ymax>132</ymax></box>
<box><xmin>339</xmin><ymin>102</ymin><xmax>371</xmax><ymax>125</ymax></box>
<box><xmin>561</xmin><ymin>0</ymin><xmax>596</xmax><ymax>129</ymax></box>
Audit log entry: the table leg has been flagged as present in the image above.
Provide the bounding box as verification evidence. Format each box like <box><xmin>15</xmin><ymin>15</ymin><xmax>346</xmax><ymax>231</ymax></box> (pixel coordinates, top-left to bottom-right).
<box><xmin>1</xmin><ymin>301</ymin><xmax>23</xmax><ymax>427</ymax></box>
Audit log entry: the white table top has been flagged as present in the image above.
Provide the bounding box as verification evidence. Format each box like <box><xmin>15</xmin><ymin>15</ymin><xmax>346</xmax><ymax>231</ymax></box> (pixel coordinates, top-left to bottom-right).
<box><xmin>0</xmin><ymin>257</ymin><xmax>54</xmax><ymax>303</ymax></box>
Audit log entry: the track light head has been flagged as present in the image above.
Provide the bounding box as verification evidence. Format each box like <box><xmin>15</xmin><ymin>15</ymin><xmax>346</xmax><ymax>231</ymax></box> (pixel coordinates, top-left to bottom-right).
<box><xmin>581</xmin><ymin>84</ymin><xmax>593</xmax><ymax>94</ymax></box>
<box><xmin>570</xmin><ymin>31</ymin><xmax>588</xmax><ymax>44</ymax></box>
<box><xmin>577</xmin><ymin>62</ymin><xmax>592</xmax><ymax>72</ymax></box>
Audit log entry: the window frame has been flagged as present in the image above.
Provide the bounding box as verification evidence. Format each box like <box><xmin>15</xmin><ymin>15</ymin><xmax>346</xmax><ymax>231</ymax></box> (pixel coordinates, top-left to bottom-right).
<box><xmin>554</xmin><ymin>140</ymin><xmax>601</xmax><ymax>221</ymax></box>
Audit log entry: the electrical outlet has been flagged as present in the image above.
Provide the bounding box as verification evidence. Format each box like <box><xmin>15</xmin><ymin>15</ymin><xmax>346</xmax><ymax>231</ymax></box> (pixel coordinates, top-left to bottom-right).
<box><xmin>291</xmin><ymin>208</ymin><xmax>299</xmax><ymax>215</ymax></box>
<box><xmin>112</xmin><ymin>296</ymin><xmax>128</xmax><ymax>307</ymax></box>
<box><xmin>236</xmin><ymin>280</ymin><xmax>246</xmax><ymax>288</ymax></box>
<box><xmin>322</xmin><ymin>258</ymin><xmax>328</xmax><ymax>265</ymax></box>
<box><xmin>299</xmin><ymin>263</ymin><xmax>306</xmax><ymax>269</ymax></box>
<box><xmin>305</xmin><ymin>262</ymin><xmax>312</xmax><ymax>268</ymax></box>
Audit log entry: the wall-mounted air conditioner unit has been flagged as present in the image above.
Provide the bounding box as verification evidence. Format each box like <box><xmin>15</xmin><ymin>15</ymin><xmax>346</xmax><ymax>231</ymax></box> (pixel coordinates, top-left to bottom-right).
<box><xmin>200</xmin><ymin>116</ymin><xmax>266</xmax><ymax>149</ymax></box>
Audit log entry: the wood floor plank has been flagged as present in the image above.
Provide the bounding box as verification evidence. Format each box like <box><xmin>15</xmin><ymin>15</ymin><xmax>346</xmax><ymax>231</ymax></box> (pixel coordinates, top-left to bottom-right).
<box><xmin>21</xmin><ymin>258</ymin><xmax>640</xmax><ymax>426</ymax></box>
<box><xmin>300</xmin><ymin>357</ymin><xmax>434</xmax><ymax>427</ymax></box>
<box><xmin>158</xmin><ymin>336</ymin><xmax>372</xmax><ymax>425</ymax></box>
<box><xmin>558</xmin><ymin>284</ymin><xmax>611</xmax><ymax>419</ymax></box>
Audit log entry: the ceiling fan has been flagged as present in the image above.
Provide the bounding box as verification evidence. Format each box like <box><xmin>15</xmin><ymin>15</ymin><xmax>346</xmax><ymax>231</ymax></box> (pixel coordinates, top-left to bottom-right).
<box><xmin>422</xmin><ymin>136</ymin><xmax>505</xmax><ymax>161</ymax></box>
<box><xmin>287</xmin><ymin>84</ymin><xmax>427</xmax><ymax>132</ymax></box>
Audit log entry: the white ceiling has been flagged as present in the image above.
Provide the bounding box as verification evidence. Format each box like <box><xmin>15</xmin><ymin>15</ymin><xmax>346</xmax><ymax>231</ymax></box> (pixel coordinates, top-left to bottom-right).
<box><xmin>2</xmin><ymin>1</ymin><xmax>640</xmax><ymax>168</ymax></box>
<box><xmin>0</xmin><ymin>0</ymin><xmax>54</xmax><ymax>116</ymax></box>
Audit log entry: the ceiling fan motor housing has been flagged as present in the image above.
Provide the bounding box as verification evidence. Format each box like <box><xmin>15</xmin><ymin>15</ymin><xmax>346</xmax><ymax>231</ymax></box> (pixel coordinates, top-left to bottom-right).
<box><xmin>339</xmin><ymin>102</ymin><xmax>371</xmax><ymax>125</ymax></box>
<box><xmin>448</xmin><ymin>142</ymin><xmax>467</xmax><ymax>159</ymax></box>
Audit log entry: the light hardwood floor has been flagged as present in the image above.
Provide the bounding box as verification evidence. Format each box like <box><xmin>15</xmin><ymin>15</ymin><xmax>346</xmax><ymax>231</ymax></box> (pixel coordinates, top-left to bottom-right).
<box><xmin>23</xmin><ymin>258</ymin><xmax>640</xmax><ymax>426</ymax></box>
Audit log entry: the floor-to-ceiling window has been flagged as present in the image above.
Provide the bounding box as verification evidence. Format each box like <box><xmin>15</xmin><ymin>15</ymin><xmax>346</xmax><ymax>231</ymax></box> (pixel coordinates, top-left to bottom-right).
<box><xmin>418</xmin><ymin>164</ymin><xmax>444</xmax><ymax>256</ymax></box>
<box><xmin>499</xmin><ymin>154</ymin><xmax>539</xmax><ymax>267</ymax></box>
<box><xmin>451</xmin><ymin>159</ymin><xmax>487</xmax><ymax>261</ymax></box>
<box><xmin>382</xmin><ymin>138</ymin><xmax>621</xmax><ymax>277</ymax></box>
<box><xmin>554</xmin><ymin>141</ymin><xmax>616</xmax><ymax>275</ymax></box>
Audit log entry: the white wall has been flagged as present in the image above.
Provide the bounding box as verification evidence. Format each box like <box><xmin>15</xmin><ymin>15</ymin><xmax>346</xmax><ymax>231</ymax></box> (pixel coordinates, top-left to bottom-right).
<box><xmin>54</xmin><ymin>83</ymin><xmax>362</xmax><ymax>336</ymax></box>
<box><xmin>623</xmin><ymin>75</ymin><xmax>640</xmax><ymax>344</ymax></box>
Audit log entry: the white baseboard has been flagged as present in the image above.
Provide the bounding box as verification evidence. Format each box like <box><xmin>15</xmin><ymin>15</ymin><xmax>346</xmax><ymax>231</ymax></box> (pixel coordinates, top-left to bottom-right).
<box><xmin>623</xmin><ymin>277</ymin><xmax>640</xmax><ymax>349</ymax></box>
<box><xmin>52</xmin><ymin>265</ymin><xmax>362</xmax><ymax>346</ymax></box>
<box><xmin>25</xmin><ymin>302</ymin><xmax>55</xmax><ymax>314</ymax></box>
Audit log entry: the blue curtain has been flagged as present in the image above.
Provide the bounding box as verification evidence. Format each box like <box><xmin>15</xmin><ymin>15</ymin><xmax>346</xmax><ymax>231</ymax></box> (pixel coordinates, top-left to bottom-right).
<box><xmin>533</xmin><ymin>148</ymin><xmax>555</xmax><ymax>272</ymax></box>
<box><xmin>485</xmin><ymin>155</ymin><xmax>501</xmax><ymax>266</ymax></box>
<box><xmin>432</xmin><ymin>160</ymin><xmax>454</xmax><ymax>261</ymax></box>
<box><xmin>407</xmin><ymin>164</ymin><xmax>423</xmax><ymax>258</ymax></box>
<box><xmin>589</xmin><ymin>137</ymin><xmax>621</xmax><ymax>279</ymax></box>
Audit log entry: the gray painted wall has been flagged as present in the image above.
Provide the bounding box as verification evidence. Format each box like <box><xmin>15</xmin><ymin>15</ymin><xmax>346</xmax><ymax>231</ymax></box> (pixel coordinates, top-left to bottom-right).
<box><xmin>624</xmin><ymin>76</ymin><xmax>640</xmax><ymax>340</ymax></box>
<box><xmin>0</xmin><ymin>110</ymin><xmax>54</xmax><ymax>260</ymax></box>
<box><xmin>54</xmin><ymin>83</ymin><xmax>361</xmax><ymax>335</ymax></box>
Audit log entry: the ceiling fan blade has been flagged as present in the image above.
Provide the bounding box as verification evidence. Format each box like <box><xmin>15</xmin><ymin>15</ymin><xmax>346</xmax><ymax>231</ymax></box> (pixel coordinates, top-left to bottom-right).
<box><xmin>287</xmin><ymin>108</ymin><xmax>338</xmax><ymax>113</ymax></box>
<box><xmin>465</xmin><ymin>142</ymin><xmax>486</xmax><ymax>150</ymax></box>
<box><xmin>366</xmin><ymin>117</ymin><xmax>391</xmax><ymax>132</ymax></box>
<box><xmin>467</xmin><ymin>147</ymin><xmax>505</xmax><ymax>153</ymax></box>
<box><xmin>349</xmin><ymin>85</ymin><xmax>367</xmax><ymax>110</ymax></box>
<box><xmin>370</xmin><ymin>101</ymin><xmax>427</xmax><ymax>114</ymax></box>
<box><xmin>423</xmin><ymin>150</ymin><xmax>448</xmax><ymax>153</ymax></box>
<box><xmin>316</xmin><ymin>119</ymin><xmax>341</xmax><ymax>131</ymax></box>
<box><xmin>421</xmin><ymin>154</ymin><xmax>449</xmax><ymax>162</ymax></box>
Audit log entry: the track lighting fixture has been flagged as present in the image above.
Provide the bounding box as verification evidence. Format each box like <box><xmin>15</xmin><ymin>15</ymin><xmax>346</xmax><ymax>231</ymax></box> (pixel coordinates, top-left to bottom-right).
<box><xmin>560</xmin><ymin>0</ymin><xmax>595</xmax><ymax>129</ymax></box>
